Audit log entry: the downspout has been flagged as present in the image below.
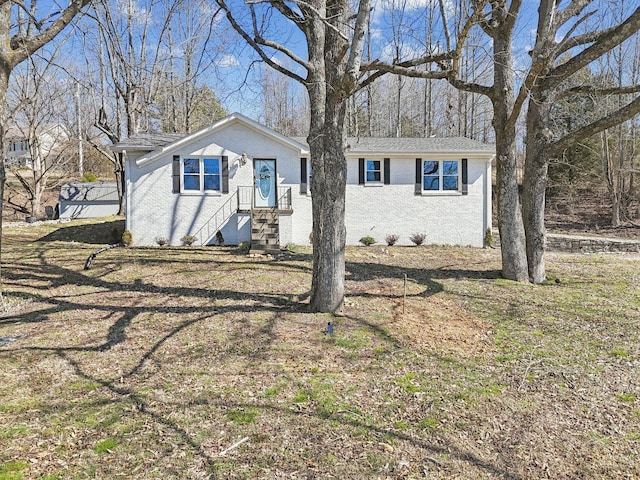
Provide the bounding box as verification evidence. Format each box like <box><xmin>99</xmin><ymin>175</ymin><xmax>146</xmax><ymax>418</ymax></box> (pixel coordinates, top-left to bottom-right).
<box><xmin>123</xmin><ymin>150</ymin><xmax>131</xmax><ymax>232</ymax></box>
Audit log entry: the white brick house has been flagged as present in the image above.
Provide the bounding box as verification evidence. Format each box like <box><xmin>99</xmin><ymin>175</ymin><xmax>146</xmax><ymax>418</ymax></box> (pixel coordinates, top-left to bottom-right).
<box><xmin>111</xmin><ymin>113</ymin><xmax>495</xmax><ymax>249</ymax></box>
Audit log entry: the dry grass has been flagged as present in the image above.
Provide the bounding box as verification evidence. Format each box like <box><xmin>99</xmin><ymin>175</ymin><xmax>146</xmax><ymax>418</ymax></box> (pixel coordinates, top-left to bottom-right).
<box><xmin>1</xmin><ymin>219</ymin><xmax>639</xmax><ymax>479</ymax></box>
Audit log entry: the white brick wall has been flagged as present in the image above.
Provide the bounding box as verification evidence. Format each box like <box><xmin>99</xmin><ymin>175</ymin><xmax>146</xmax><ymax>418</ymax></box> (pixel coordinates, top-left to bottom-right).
<box><xmin>286</xmin><ymin>156</ymin><xmax>490</xmax><ymax>248</ymax></box>
<box><xmin>127</xmin><ymin>122</ymin><xmax>302</xmax><ymax>246</ymax></box>
<box><xmin>126</xmin><ymin>120</ymin><xmax>492</xmax><ymax>248</ymax></box>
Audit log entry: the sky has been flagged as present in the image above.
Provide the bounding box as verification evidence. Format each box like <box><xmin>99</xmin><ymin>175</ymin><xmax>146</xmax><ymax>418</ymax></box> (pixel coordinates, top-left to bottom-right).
<box><xmin>10</xmin><ymin>0</ymin><xmax>639</xmax><ymax>131</ymax></box>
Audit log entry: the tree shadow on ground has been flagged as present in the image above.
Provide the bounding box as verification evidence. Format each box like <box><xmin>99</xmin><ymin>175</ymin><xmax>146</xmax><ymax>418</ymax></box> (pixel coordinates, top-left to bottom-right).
<box><xmin>0</xmin><ymin>241</ymin><xmax>518</xmax><ymax>479</ymax></box>
<box><xmin>38</xmin><ymin>219</ymin><xmax>125</xmax><ymax>244</ymax></box>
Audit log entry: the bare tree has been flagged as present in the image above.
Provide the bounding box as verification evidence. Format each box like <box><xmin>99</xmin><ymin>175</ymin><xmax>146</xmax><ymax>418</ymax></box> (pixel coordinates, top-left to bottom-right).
<box><xmin>8</xmin><ymin>54</ymin><xmax>74</xmax><ymax>217</ymax></box>
<box><xmin>0</xmin><ymin>0</ymin><xmax>92</xmax><ymax>300</ymax></box>
<box><xmin>216</xmin><ymin>0</ymin><xmax>479</xmax><ymax>311</ymax></box>
<box><xmin>154</xmin><ymin>0</ymin><xmax>227</xmax><ymax>133</ymax></box>
<box><xmin>522</xmin><ymin>1</ymin><xmax>640</xmax><ymax>283</ymax></box>
<box><xmin>260</xmin><ymin>66</ymin><xmax>309</xmax><ymax>136</ymax></box>
<box><xmin>217</xmin><ymin>0</ymin><xmax>640</xmax><ymax>311</ymax></box>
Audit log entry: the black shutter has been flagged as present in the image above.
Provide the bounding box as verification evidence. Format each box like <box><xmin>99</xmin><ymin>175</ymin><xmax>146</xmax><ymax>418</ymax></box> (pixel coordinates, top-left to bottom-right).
<box><xmin>358</xmin><ymin>158</ymin><xmax>365</xmax><ymax>185</ymax></box>
<box><xmin>172</xmin><ymin>155</ymin><xmax>180</xmax><ymax>193</ymax></box>
<box><xmin>461</xmin><ymin>158</ymin><xmax>468</xmax><ymax>195</ymax></box>
<box><xmin>383</xmin><ymin>158</ymin><xmax>390</xmax><ymax>185</ymax></box>
<box><xmin>221</xmin><ymin>156</ymin><xmax>229</xmax><ymax>193</ymax></box>
<box><xmin>300</xmin><ymin>157</ymin><xmax>307</xmax><ymax>194</ymax></box>
<box><xmin>415</xmin><ymin>158</ymin><xmax>422</xmax><ymax>195</ymax></box>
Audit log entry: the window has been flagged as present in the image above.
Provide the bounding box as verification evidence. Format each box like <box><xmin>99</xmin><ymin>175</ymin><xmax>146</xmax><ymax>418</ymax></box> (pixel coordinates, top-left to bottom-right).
<box><xmin>365</xmin><ymin>159</ymin><xmax>382</xmax><ymax>183</ymax></box>
<box><xmin>423</xmin><ymin>160</ymin><xmax>459</xmax><ymax>191</ymax></box>
<box><xmin>182</xmin><ymin>157</ymin><xmax>221</xmax><ymax>192</ymax></box>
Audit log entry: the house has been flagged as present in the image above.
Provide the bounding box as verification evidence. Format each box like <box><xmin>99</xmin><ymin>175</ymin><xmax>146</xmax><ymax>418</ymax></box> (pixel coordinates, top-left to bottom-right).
<box><xmin>5</xmin><ymin>124</ymin><xmax>70</xmax><ymax>169</ymax></box>
<box><xmin>111</xmin><ymin>113</ymin><xmax>495</xmax><ymax>249</ymax></box>
<box><xmin>59</xmin><ymin>182</ymin><xmax>120</xmax><ymax>219</ymax></box>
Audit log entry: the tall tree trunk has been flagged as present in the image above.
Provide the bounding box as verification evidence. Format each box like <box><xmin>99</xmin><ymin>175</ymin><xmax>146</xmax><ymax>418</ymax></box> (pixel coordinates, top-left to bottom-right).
<box><xmin>306</xmin><ymin>0</ymin><xmax>352</xmax><ymax>313</ymax></box>
<box><xmin>522</xmin><ymin>97</ymin><xmax>549</xmax><ymax>284</ymax></box>
<box><xmin>308</xmin><ymin>114</ymin><xmax>347</xmax><ymax>313</ymax></box>
<box><xmin>0</xmin><ymin>65</ymin><xmax>9</xmax><ymax>303</ymax></box>
<box><xmin>492</xmin><ymin>33</ymin><xmax>529</xmax><ymax>282</ymax></box>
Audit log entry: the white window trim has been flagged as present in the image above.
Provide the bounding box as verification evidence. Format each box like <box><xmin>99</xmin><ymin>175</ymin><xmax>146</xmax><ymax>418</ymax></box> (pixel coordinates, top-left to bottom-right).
<box><xmin>421</xmin><ymin>159</ymin><xmax>462</xmax><ymax>195</ymax></box>
<box><xmin>181</xmin><ymin>156</ymin><xmax>222</xmax><ymax>195</ymax></box>
<box><xmin>365</xmin><ymin>158</ymin><xmax>383</xmax><ymax>185</ymax></box>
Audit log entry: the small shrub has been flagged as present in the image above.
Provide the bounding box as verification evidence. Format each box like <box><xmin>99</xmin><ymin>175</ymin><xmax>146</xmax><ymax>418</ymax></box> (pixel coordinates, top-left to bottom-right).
<box><xmin>121</xmin><ymin>229</ymin><xmax>133</xmax><ymax>246</ymax></box>
<box><xmin>181</xmin><ymin>235</ymin><xmax>196</xmax><ymax>246</ymax></box>
<box><xmin>155</xmin><ymin>236</ymin><xmax>168</xmax><ymax>246</ymax></box>
<box><xmin>286</xmin><ymin>243</ymin><xmax>297</xmax><ymax>252</ymax></box>
<box><xmin>385</xmin><ymin>234</ymin><xmax>399</xmax><ymax>246</ymax></box>
<box><xmin>409</xmin><ymin>233</ymin><xmax>426</xmax><ymax>246</ymax></box>
<box><xmin>81</xmin><ymin>172</ymin><xmax>97</xmax><ymax>183</ymax></box>
<box><xmin>484</xmin><ymin>227</ymin><xmax>495</xmax><ymax>248</ymax></box>
<box><xmin>238</xmin><ymin>241</ymin><xmax>250</xmax><ymax>253</ymax></box>
<box><xmin>359</xmin><ymin>236</ymin><xmax>376</xmax><ymax>246</ymax></box>
<box><xmin>215</xmin><ymin>230</ymin><xmax>224</xmax><ymax>245</ymax></box>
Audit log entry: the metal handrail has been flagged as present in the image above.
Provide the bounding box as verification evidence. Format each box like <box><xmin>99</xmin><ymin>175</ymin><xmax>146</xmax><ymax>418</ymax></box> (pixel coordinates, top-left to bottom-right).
<box><xmin>238</xmin><ymin>186</ymin><xmax>252</xmax><ymax>211</ymax></box>
<box><xmin>191</xmin><ymin>190</ymin><xmax>238</xmax><ymax>246</ymax></box>
<box><xmin>278</xmin><ymin>187</ymin><xmax>292</xmax><ymax>210</ymax></box>
<box><xmin>191</xmin><ymin>186</ymin><xmax>292</xmax><ymax>246</ymax></box>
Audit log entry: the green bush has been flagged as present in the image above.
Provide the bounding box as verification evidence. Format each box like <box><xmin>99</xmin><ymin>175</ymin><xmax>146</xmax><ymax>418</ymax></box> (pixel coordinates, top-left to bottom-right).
<box><xmin>484</xmin><ymin>227</ymin><xmax>495</xmax><ymax>248</ymax></box>
<box><xmin>121</xmin><ymin>229</ymin><xmax>133</xmax><ymax>246</ymax></box>
<box><xmin>155</xmin><ymin>236</ymin><xmax>168</xmax><ymax>246</ymax></box>
<box><xmin>359</xmin><ymin>236</ymin><xmax>376</xmax><ymax>246</ymax></box>
<box><xmin>238</xmin><ymin>241</ymin><xmax>250</xmax><ymax>253</ymax></box>
<box><xmin>81</xmin><ymin>172</ymin><xmax>97</xmax><ymax>183</ymax></box>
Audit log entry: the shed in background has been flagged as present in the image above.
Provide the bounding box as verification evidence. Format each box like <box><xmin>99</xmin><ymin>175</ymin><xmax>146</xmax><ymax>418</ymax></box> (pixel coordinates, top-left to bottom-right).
<box><xmin>59</xmin><ymin>182</ymin><xmax>120</xmax><ymax>219</ymax></box>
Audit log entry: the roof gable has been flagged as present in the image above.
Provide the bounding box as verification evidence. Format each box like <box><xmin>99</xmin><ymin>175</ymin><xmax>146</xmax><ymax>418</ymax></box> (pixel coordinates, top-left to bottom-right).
<box><xmin>113</xmin><ymin>113</ymin><xmax>310</xmax><ymax>165</ymax></box>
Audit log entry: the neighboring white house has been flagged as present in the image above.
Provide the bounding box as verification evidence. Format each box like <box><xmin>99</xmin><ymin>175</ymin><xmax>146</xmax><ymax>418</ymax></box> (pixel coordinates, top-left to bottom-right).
<box><xmin>111</xmin><ymin>112</ymin><xmax>495</xmax><ymax>249</ymax></box>
<box><xmin>5</xmin><ymin>124</ymin><xmax>70</xmax><ymax>168</ymax></box>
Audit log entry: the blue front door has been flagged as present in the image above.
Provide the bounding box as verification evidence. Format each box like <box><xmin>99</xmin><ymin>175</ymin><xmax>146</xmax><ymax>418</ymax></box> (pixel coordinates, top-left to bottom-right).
<box><xmin>254</xmin><ymin>159</ymin><xmax>277</xmax><ymax>207</ymax></box>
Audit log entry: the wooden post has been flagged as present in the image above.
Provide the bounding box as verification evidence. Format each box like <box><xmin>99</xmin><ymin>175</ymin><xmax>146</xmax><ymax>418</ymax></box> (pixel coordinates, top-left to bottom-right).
<box><xmin>403</xmin><ymin>274</ymin><xmax>407</xmax><ymax>314</ymax></box>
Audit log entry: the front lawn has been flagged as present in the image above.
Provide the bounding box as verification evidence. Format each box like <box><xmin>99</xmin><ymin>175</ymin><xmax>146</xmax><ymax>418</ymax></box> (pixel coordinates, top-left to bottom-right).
<box><xmin>1</xmin><ymin>219</ymin><xmax>638</xmax><ymax>479</ymax></box>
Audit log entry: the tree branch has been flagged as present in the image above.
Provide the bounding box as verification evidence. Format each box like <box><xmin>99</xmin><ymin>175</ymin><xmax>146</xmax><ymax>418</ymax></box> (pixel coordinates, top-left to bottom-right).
<box><xmin>551</xmin><ymin>0</ymin><xmax>590</xmax><ymax>31</ymax></box>
<box><xmin>10</xmin><ymin>0</ymin><xmax>91</xmax><ymax>67</ymax></box>
<box><xmin>216</xmin><ymin>0</ymin><xmax>307</xmax><ymax>84</ymax></box>
<box><xmin>558</xmin><ymin>83</ymin><xmax>640</xmax><ymax>98</ymax></box>
<box><xmin>550</xmin><ymin>94</ymin><xmax>640</xmax><ymax>155</ymax></box>
<box><xmin>549</xmin><ymin>6</ymin><xmax>640</xmax><ymax>88</ymax></box>
<box><xmin>343</xmin><ymin>0</ymin><xmax>370</xmax><ymax>92</ymax></box>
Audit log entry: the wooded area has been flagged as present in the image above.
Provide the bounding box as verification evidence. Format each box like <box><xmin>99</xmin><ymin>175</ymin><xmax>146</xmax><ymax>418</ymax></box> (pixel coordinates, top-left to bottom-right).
<box><xmin>0</xmin><ymin>1</ymin><xmax>639</xmax><ymax>311</ymax></box>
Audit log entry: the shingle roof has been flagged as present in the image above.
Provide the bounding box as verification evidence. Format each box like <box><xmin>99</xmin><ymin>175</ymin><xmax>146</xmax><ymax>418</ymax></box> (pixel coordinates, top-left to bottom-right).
<box><xmin>111</xmin><ymin>133</ymin><xmax>188</xmax><ymax>152</ymax></box>
<box><xmin>346</xmin><ymin>136</ymin><xmax>494</xmax><ymax>154</ymax></box>
<box><xmin>111</xmin><ymin>116</ymin><xmax>494</xmax><ymax>157</ymax></box>
<box><xmin>292</xmin><ymin>136</ymin><xmax>495</xmax><ymax>155</ymax></box>
<box><xmin>59</xmin><ymin>182</ymin><xmax>119</xmax><ymax>203</ymax></box>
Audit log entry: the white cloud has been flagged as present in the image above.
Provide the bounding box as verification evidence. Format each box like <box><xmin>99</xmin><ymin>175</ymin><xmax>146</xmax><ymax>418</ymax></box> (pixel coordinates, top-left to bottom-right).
<box><xmin>216</xmin><ymin>54</ymin><xmax>240</xmax><ymax>68</ymax></box>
